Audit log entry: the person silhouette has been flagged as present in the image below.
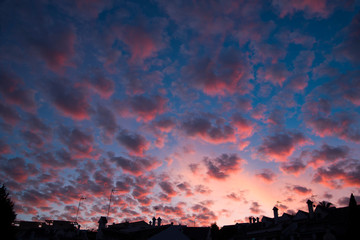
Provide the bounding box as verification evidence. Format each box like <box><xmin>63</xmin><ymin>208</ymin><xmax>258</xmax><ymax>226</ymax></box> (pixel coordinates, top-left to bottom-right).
<box><xmin>157</xmin><ymin>217</ymin><xmax>162</xmax><ymax>226</ymax></box>
<box><xmin>152</xmin><ymin>217</ymin><xmax>156</xmax><ymax>226</ymax></box>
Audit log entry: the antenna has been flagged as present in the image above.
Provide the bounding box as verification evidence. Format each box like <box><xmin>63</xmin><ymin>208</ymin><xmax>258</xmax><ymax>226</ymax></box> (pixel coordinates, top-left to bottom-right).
<box><xmin>107</xmin><ymin>189</ymin><xmax>118</xmax><ymax>219</ymax></box>
<box><xmin>75</xmin><ymin>196</ymin><xmax>86</xmax><ymax>223</ymax></box>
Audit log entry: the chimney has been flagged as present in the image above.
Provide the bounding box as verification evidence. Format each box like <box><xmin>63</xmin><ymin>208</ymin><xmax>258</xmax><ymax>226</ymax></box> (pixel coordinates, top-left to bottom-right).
<box><xmin>307</xmin><ymin>200</ymin><xmax>314</xmax><ymax>218</ymax></box>
<box><xmin>97</xmin><ymin>216</ymin><xmax>107</xmax><ymax>231</ymax></box>
<box><xmin>273</xmin><ymin>207</ymin><xmax>279</xmax><ymax>222</ymax></box>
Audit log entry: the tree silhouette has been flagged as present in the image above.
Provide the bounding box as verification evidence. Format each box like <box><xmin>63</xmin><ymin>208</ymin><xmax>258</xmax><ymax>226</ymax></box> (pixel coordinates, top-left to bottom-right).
<box><xmin>0</xmin><ymin>184</ymin><xmax>17</xmax><ymax>239</ymax></box>
<box><xmin>318</xmin><ymin>200</ymin><xmax>334</xmax><ymax>208</ymax></box>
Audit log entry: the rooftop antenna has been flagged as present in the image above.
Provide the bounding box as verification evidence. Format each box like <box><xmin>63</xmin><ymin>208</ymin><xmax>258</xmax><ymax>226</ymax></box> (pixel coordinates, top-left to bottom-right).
<box><xmin>107</xmin><ymin>189</ymin><xmax>118</xmax><ymax>219</ymax></box>
<box><xmin>75</xmin><ymin>196</ymin><xmax>86</xmax><ymax>223</ymax></box>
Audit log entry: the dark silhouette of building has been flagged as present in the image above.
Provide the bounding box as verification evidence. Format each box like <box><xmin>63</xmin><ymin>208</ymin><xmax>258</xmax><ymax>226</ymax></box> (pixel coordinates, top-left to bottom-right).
<box><xmin>218</xmin><ymin>193</ymin><xmax>360</xmax><ymax>240</ymax></box>
<box><xmin>11</xmin><ymin>193</ymin><xmax>360</xmax><ymax>240</ymax></box>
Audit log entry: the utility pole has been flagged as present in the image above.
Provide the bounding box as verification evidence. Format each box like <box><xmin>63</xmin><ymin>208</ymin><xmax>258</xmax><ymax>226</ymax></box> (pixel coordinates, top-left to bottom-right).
<box><xmin>107</xmin><ymin>189</ymin><xmax>118</xmax><ymax>219</ymax></box>
<box><xmin>75</xmin><ymin>196</ymin><xmax>86</xmax><ymax>223</ymax></box>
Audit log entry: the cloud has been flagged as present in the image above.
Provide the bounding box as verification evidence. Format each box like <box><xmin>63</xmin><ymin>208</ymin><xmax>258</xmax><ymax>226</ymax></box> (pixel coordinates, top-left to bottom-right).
<box><xmin>256</xmin><ymin>169</ymin><xmax>276</xmax><ymax>183</ymax></box>
<box><xmin>83</xmin><ymin>73</ymin><xmax>115</xmax><ymax>98</ymax></box>
<box><xmin>152</xmin><ymin>117</ymin><xmax>176</xmax><ymax>133</ymax></box>
<box><xmin>203</xmin><ymin>153</ymin><xmax>243</xmax><ymax>180</ymax></box>
<box><xmin>231</xmin><ymin>113</ymin><xmax>255</xmax><ymax>139</ymax></box>
<box><xmin>36</xmin><ymin>150</ymin><xmax>77</xmax><ymax>169</ymax></box>
<box><xmin>0</xmin><ymin>71</ymin><xmax>36</xmax><ymax>112</ymax></box>
<box><xmin>0</xmin><ymin>140</ymin><xmax>11</xmax><ymax>155</ymax></box>
<box><xmin>58</xmin><ymin>126</ymin><xmax>96</xmax><ymax>159</ymax></box>
<box><xmin>267</xmin><ymin>109</ymin><xmax>285</xmax><ymax>126</ymax></box>
<box><xmin>47</xmin><ymin>80</ymin><xmax>91</xmax><ymax>120</ymax></box>
<box><xmin>337</xmin><ymin>195</ymin><xmax>360</xmax><ymax>206</ymax></box>
<box><xmin>28</xmin><ymin>26</ymin><xmax>76</xmax><ymax>71</ymax></box>
<box><xmin>110</xmin><ymin>155</ymin><xmax>160</xmax><ymax>176</ymax></box>
<box><xmin>310</xmin><ymin>144</ymin><xmax>349</xmax><ymax>166</ymax></box>
<box><xmin>26</xmin><ymin>114</ymin><xmax>51</xmax><ymax>134</ymax></box>
<box><xmin>112</xmin><ymin>21</ymin><xmax>166</xmax><ymax>64</ymax></box>
<box><xmin>130</xmin><ymin>95</ymin><xmax>167</xmax><ymax>122</ymax></box>
<box><xmin>257</xmin><ymin>132</ymin><xmax>309</xmax><ymax>162</ymax></box>
<box><xmin>21</xmin><ymin>130</ymin><xmax>44</xmax><ymax>148</ymax></box>
<box><xmin>306</xmin><ymin>112</ymin><xmax>360</xmax><ymax>142</ymax></box>
<box><xmin>272</xmin><ymin>0</ymin><xmax>332</xmax><ymax>19</ymax></box>
<box><xmin>280</xmin><ymin>159</ymin><xmax>307</xmax><ymax>176</ymax></box>
<box><xmin>0</xmin><ymin>157</ymin><xmax>38</xmax><ymax>183</ymax></box>
<box><xmin>189</xmin><ymin>163</ymin><xmax>200</xmax><ymax>174</ymax></box>
<box><xmin>115</xmin><ymin>95</ymin><xmax>168</xmax><ymax>122</ymax></box>
<box><xmin>116</xmin><ymin>129</ymin><xmax>150</xmax><ymax>156</ymax></box>
<box><xmin>312</xmin><ymin>159</ymin><xmax>360</xmax><ymax>188</ymax></box>
<box><xmin>258</xmin><ymin>63</ymin><xmax>289</xmax><ymax>86</ymax></box>
<box><xmin>236</xmin><ymin>97</ymin><xmax>253</xmax><ymax>111</ymax></box>
<box><xmin>249</xmin><ymin>202</ymin><xmax>261</xmax><ymax>214</ymax></box>
<box><xmin>194</xmin><ymin>185</ymin><xmax>212</xmax><ymax>195</ymax></box>
<box><xmin>292</xmin><ymin>185</ymin><xmax>312</xmax><ymax>195</ymax></box>
<box><xmin>176</xmin><ymin>182</ymin><xmax>193</xmax><ymax>196</ymax></box>
<box><xmin>159</xmin><ymin>181</ymin><xmax>177</xmax><ymax>197</ymax></box>
<box><xmin>334</xmin><ymin>12</ymin><xmax>360</xmax><ymax>64</ymax></box>
<box><xmin>181</xmin><ymin>115</ymin><xmax>236</xmax><ymax>144</ymax></box>
<box><xmin>226</xmin><ymin>191</ymin><xmax>247</xmax><ymax>203</ymax></box>
<box><xmin>181</xmin><ymin>47</ymin><xmax>251</xmax><ymax>96</ymax></box>
<box><xmin>0</xmin><ymin>103</ymin><xmax>20</xmax><ymax>125</ymax></box>
<box><xmin>93</xmin><ymin>104</ymin><xmax>118</xmax><ymax>143</ymax></box>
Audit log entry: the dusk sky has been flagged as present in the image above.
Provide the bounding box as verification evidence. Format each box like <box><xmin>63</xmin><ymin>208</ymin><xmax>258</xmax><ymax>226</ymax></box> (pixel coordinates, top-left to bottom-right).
<box><xmin>1</xmin><ymin>0</ymin><xmax>360</xmax><ymax>229</ymax></box>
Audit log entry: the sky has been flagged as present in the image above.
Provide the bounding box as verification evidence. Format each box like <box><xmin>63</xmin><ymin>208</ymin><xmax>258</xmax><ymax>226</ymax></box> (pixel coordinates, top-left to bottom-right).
<box><xmin>0</xmin><ymin>0</ymin><xmax>360</xmax><ymax>229</ymax></box>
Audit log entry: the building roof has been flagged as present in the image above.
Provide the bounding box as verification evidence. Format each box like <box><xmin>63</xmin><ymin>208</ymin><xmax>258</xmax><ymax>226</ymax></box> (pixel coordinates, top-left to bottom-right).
<box><xmin>148</xmin><ymin>226</ymin><xmax>189</xmax><ymax>240</ymax></box>
<box><xmin>183</xmin><ymin>227</ymin><xmax>210</xmax><ymax>240</ymax></box>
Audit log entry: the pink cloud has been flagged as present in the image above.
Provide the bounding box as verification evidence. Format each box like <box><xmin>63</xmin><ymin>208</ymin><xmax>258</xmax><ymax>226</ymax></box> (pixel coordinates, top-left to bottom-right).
<box><xmin>334</xmin><ymin>12</ymin><xmax>360</xmax><ymax>64</ymax></box>
<box><xmin>291</xmin><ymin>185</ymin><xmax>312</xmax><ymax>195</ymax></box>
<box><xmin>312</xmin><ymin>159</ymin><xmax>360</xmax><ymax>188</ymax></box>
<box><xmin>58</xmin><ymin>126</ymin><xmax>96</xmax><ymax>159</ymax></box>
<box><xmin>181</xmin><ymin>48</ymin><xmax>251</xmax><ymax>96</ymax></box>
<box><xmin>272</xmin><ymin>0</ymin><xmax>332</xmax><ymax>19</ymax></box>
<box><xmin>111</xmin><ymin>156</ymin><xmax>160</xmax><ymax>176</ymax></box>
<box><xmin>0</xmin><ymin>157</ymin><xmax>38</xmax><ymax>183</ymax></box>
<box><xmin>112</xmin><ymin>20</ymin><xmax>166</xmax><ymax>64</ymax></box>
<box><xmin>116</xmin><ymin>129</ymin><xmax>150</xmax><ymax>156</ymax></box>
<box><xmin>114</xmin><ymin>95</ymin><xmax>168</xmax><ymax>122</ymax></box>
<box><xmin>309</xmin><ymin>144</ymin><xmax>349</xmax><ymax>167</ymax></box>
<box><xmin>251</xmin><ymin>104</ymin><xmax>267</xmax><ymax>120</ymax></box>
<box><xmin>159</xmin><ymin>181</ymin><xmax>177</xmax><ymax>197</ymax></box>
<box><xmin>181</xmin><ymin>115</ymin><xmax>236</xmax><ymax>144</ymax></box>
<box><xmin>48</xmin><ymin>80</ymin><xmax>91</xmax><ymax>121</ymax></box>
<box><xmin>176</xmin><ymin>182</ymin><xmax>193</xmax><ymax>197</ymax></box>
<box><xmin>0</xmin><ymin>140</ymin><xmax>11</xmax><ymax>155</ymax></box>
<box><xmin>259</xmin><ymin>63</ymin><xmax>289</xmax><ymax>86</ymax></box>
<box><xmin>257</xmin><ymin>132</ymin><xmax>309</xmax><ymax>162</ymax></box>
<box><xmin>0</xmin><ymin>103</ymin><xmax>20</xmax><ymax>125</ymax></box>
<box><xmin>21</xmin><ymin>130</ymin><xmax>44</xmax><ymax>148</ymax></box>
<box><xmin>129</xmin><ymin>95</ymin><xmax>168</xmax><ymax>122</ymax></box>
<box><xmin>306</xmin><ymin>112</ymin><xmax>360</xmax><ymax>142</ymax></box>
<box><xmin>0</xmin><ymin>71</ymin><xmax>37</xmax><ymax>112</ymax></box>
<box><xmin>276</xmin><ymin>30</ymin><xmax>316</xmax><ymax>48</ymax></box>
<box><xmin>249</xmin><ymin>202</ymin><xmax>262</xmax><ymax>214</ymax></box>
<box><xmin>30</xmin><ymin>27</ymin><xmax>76</xmax><ymax>71</ymax></box>
<box><xmin>83</xmin><ymin>74</ymin><xmax>115</xmax><ymax>99</ymax></box>
<box><xmin>280</xmin><ymin>159</ymin><xmax>307</xmax><ymax>176</ymax></box>
<box><xmin>203</xmin><ymin>153</ymin><xmax>244</xmax><ymax>180</ymax></box>
<box><xmin>256</xmin><ymin>169</ymin><xmax>276</xmax><ymax>183</ymax></box>
<box><xmin>231</xmin><ymin>113</ymin><xmax>255</xmax><ymax>139</ymax></box>
<box><xmin>93</xmin><ymin>105</ymin><xmax>118</xmax><ymax>143</ymax></box>
<box><xmin>249</xmin><ymin>42</ymin><xmax>287</xmax><ymax>64</ymax></box>
<box><xmin>152</xmin><ymin>117</ymin><xmax>176</xmax><ymax>133</ymax></box>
